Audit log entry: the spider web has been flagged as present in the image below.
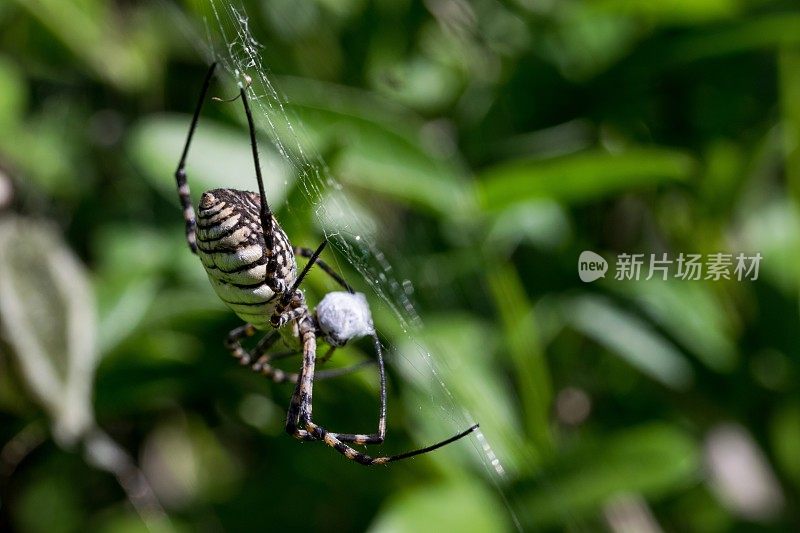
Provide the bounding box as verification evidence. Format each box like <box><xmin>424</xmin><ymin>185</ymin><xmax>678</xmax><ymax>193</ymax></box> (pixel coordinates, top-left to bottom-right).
<box><xmin>184</xmin><ymin>1</ymin><xmax>519</xmax><ymax>528</ymax></box>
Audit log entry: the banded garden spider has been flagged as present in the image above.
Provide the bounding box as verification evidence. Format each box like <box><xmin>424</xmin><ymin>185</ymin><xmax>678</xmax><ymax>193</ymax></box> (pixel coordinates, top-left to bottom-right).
<box><xmin>174</xmin><ymin>63</ymin><xmax>478</xmax><ymax>465</ymax></box>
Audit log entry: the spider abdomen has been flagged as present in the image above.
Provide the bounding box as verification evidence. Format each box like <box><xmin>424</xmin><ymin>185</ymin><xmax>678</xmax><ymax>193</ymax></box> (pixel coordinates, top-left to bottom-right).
<box><xmin>195</xmin><ymin>188</ymin><xmax>296</xmax><ymax>330</ymax></box>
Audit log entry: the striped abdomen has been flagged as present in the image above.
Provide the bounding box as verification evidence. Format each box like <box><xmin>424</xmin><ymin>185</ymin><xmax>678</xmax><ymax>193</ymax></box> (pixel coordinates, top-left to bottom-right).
<box><xmin>195</xmin><ymin>188</ymin><xmax>296</xmax><ymax>330</ymax></box>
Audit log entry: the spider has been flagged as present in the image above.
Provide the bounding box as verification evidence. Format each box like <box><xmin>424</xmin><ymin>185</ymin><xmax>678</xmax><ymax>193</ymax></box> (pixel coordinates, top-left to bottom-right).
<box><xmin>174</xmin><ymin>63</ymin><xmax>478</xmax><ymax>465</ymax></box>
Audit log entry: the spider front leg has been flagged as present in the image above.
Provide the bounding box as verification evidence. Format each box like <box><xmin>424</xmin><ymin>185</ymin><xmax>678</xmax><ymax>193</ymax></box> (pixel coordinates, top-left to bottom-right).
<box><xmin>269</xmin><ymin>289</ymin><xmax>308</xmax><ymax>330</ymax></box>
<box><xmin>175</xmin><ymin>62</ymin><xmax>218</xmax><ymax>253</ymax></box>
<box><xmin>293</xmin><ymin>246</ymin><xmax>353</xmax><ymax>293</ymax></box>
<box><xmin>237</xmin><ymin>85</ymin><xmax>294</xmax><ymax>297</ymax></box>
<box><xmin>267</xmin><ymin>238</ymin><xmax>331</xmax><ymax>332</ymax></box>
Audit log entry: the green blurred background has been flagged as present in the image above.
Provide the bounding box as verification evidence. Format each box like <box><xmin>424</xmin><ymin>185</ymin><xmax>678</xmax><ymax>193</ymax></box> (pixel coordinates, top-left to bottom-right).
<box><xmin>2</xmin><ymin>0</ymin><xmax>800</xmax><ymax>531</ymax></box>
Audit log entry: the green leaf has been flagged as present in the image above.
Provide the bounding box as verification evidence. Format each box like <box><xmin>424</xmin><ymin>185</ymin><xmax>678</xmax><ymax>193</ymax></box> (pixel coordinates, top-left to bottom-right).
<box><xmin>127</xmin><ymin>114</ymin><xmax>292</xmax><ymax>206</ymax></box>
<box><xmin>98</xmin><ymin>277</ymin><xmax>159</xmax><ymax>354</ymax></box>
<box><xmin>598</xmin><ymin>0</ymin><xmax>739</xmax><ymax>23</ymax></box>
<box><xmin>274</xmin><ymin>77</ymin><xmax>474</xmax><ymax>217</ymax></box>
<box><xmin>770</xmin><ymin>402</ymin><xmax>800</xmax><ymax>490</ymax></box>
<box><xmin>395</xmin><ymin>316</ymin><xmax>535</xmax><ymax>476</ymax></box>
<box><xmin>737</xmin><ymin>198</ymin><xmax>800</xmax><ymax>295</ymax></box>
<box><xmin>478</xmin><ymin>148</ymin><xmax>695</xmax><ymax>210</ymax></box>
<box><xmin>14</xmin><ymin>467</ymin><xmax>85</xmax><ymax>533</ymax></box>
<box><xmin>518</xmin><ymin>423</ymin><xmax>699</xmax><ymax>528</ymax></box>
<box><xmin>486</xmin><ymin>264</ymin><xmax>553</xmax><ymax>455</ymax></box>
<box><xmin>666</xmin><ymin>14</ymin><xmax>800</xmax><ymax>64</ymax></box>
<box><xmin>780</xmin><ymin>45</ymin><xmax>800</xmax><ymax>204</ymax></box>
<box><xmin>369</xmin><ymin>483</ymin><xmax>511</xmax><ymax>533</ymax></box>
<box><xmin>9</xmin><ymin>0</ymin><xmax>160</xmax><ymax>92</ymax></box>
<box><xmin>485</xmin><ymin>200</ymin><xmax>572</xmax><ymax>252</ymax></box>
<box><xmin>540</xmin><ymin>4</ymin><xmax>639</xmax><ymax>80</ymax></box>
<box><xmin>0</xmin><ymin>216</ymin><xmax>98</xmax><ymax>445</ymax></box>
<box><xmin>93</xmin><ymin>508</ymin><xmax>184</xmax><ymax>533</ymax></box>
<box><xmin>140</xmin><ymin>416</ymin><xmax>242</xmax><ymax>508</ymax></box>
<box><xmin>369</xmin><ymin>56</ymin><xmax>463</xmax><ymax>113</ymax></box>
<box><xmin>563</xmin><ymin>294</ymin><xmax>694</xmax><ymax>390</ymax></box>
<box><xmin>0</xmin><ymin>54</ymin><xmax>25</xmax><ymax>128</ymax></box>
<box><xmin>610</xmin><ymin>279</ymin><xmax>738</xmax><ymax>372</ymax></box>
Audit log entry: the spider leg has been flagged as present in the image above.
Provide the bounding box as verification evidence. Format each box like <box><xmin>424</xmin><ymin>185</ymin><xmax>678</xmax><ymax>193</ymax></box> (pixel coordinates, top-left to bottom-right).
<box><xmin>293</xmin><ymin>246</ymin><xmax>354</xmax><ymax>293</ymax></box>
<box><xmin>286</xmin><ymin>335</ymin><xmax>386</xmax><ymax>445</ymax></box>
<box><xmin>225</xmin><ymin>325</ymin><xmax>301</xmax><ymax>383</ymax></box>
<box><xmin>272</xmin><ymin>345</ymin><xmax>333</xmax><ymax>365</ymax></box>
<box><xmin>285</xmin><ymin>322</ymin><xmax>478</xmax><ymax>463</ymax></box>
<box><xmin>175</xmin><ymin>62</ymin><xmax>217</xmax><ymax>254</ymax></box>
<box><xmin>286</xmin><ymin>242</ymin><xmax>389</xmax><ymax>443</ymax></box>
<box><xmin>284</xmin><ymin>316</ymin><xmax>318</xmax><ymax>438</ymax></box>
<box><xmin>226</xmin><ymin>323</ymin><xmax>370</xmax><ymax>384</ymax></box>
<box><xmin>316</xmin><ymin>360</ymin><xmax>375</xmax><ymax>380</ymax></box>
<box><xmin>305</xmin><ymin>421</ymin><xmax>480</xmax><ymax>465</ymax></box>
<box><xmin>268</xmin><ymin>239</ymin><xmax>326</xmax><ymax>331</ymax></box>
<box><xmin>304</xmin><ymin>334</ymin><xmax>386</xmax><ymax>445</ymax></box>
<box><xmin>322</xmin><ymin>334</ymin><xmax>386</xmax><ymax>445</ymax></box>
<box><xmin>225</xmin><ymin>325</ymin><xmax>294</xmax><ymax>382</ymax></box>
<box><xmin>225</xmin><ymin>323</ymin><xmax>259</xmax><ymax>365</ymax></box>
<box><xmin>269</xmin><ymin>290</ymin><xmax>308</xmax><ymax>329</ymax></box>
<box><xmin>238</xmin><ymin>87</ymin><xmax>291</xmax><ymax>295</ymax></box>
<box><xmin>317</xmin><ymin>345</ymin><xmax>336</xmax><ymax>365</ymax></box>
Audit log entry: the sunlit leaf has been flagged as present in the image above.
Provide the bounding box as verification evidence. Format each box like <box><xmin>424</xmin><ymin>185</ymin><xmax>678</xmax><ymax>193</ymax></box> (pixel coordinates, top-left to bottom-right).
<box><xmin>478</xmin><ymin>148</ymin><xmax>695</xmax><ymax>210</ymax></box>
<box><xmin>736</xmin><ymin>198</ymin><xmax>800</xmax><ymax>294</ymax></box>
<box><xmin>369</xmin><ymin>483</ymin><xmax>511</xmax><ymax>533</ymax></box>
<box><xmin>0</xmin><ymin>54</ymin><xmax>25</xmax><ymax>127</ymax></box>
<box><xmin>9</xmin><ymin>0</ymin><xmax>159</xmax><ymax>91</ymax></box>
<box><xmin>274</xmin><ymin>77</ymin><xmax>475</xmax><ymax>217</ymax></box>
<box><xmin>486</xmin><ymin>264</ymin><xmax>553</xmax><ymax>454</ymax></box>
<box><xmin>541</xmin><ymin>4</ymin><xmax>639</xmax><ymax>80</ymax></box>
<box><xmin>610</xmin><ymin>279</ymin><xmax>738</xmax><ymax>372</ymax></box>
<box><xmin>485</xmin><ymin>200</ymin><xmax>572</xmax><ymax>252</ymax></box>
<box><xmin>369</xmin><ymin>56</ymin><xmax>463</xmax><ymax>113</ymax></box>
<box><xmin>0</xmin><ymin>216</ymin><xmax>98</xmax><ymax>445</ymax></box>
<box><xmin>563</xmin><ymin>294</ymin><xmax>694</xmax><ymax>390</ymax></box>
<box><xmin>128</xmin><ymin>114</ymin><xmax>292</xmax><ymax>206</ymax></box>
<box><xmin>98</xmin><ymin>278</ymin><xmax>159</xmax><ymax>354</ymax></box>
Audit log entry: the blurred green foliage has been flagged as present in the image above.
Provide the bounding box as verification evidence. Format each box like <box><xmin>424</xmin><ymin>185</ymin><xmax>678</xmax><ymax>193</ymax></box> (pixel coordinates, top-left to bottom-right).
<box><xmin>2</xmin><ymin>0</ymin><xmax>800</xmax><ymax>531</ymax></box>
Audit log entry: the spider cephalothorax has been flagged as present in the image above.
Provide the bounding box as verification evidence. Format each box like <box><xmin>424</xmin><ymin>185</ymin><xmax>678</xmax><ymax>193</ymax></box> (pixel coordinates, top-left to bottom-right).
<box><xmin>174</xmin><ymin>62</ymin><xmax>478</xmax><ymax>465</ymax></box>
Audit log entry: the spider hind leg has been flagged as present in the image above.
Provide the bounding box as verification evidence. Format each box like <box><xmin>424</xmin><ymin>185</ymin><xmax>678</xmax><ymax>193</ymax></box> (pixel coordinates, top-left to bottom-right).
<box><xmin>225</xmin><ymin>324</ymin><xmax>371</xmax><ymax>384</ymax></box>
<box><xmin>285</xmin><ymin>322</ymin><xmax>477</xmax><ymax>465</ymax></box>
